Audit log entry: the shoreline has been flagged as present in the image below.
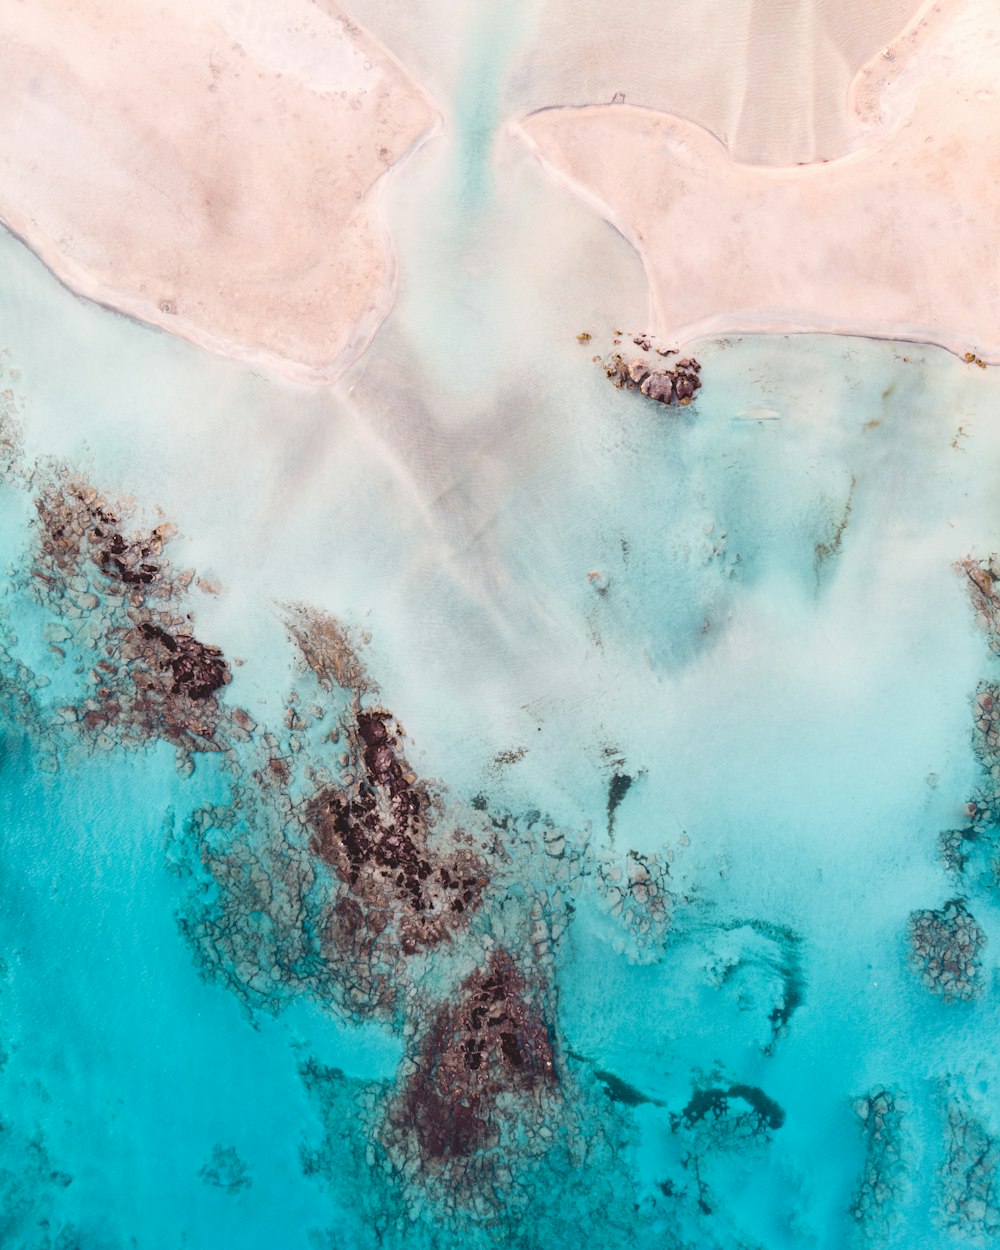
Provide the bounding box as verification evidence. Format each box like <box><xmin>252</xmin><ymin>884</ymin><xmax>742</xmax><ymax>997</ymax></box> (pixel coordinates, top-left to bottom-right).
<box><xmin>513</xmin><ymin>0</ymin><xmax>1000</xmax><ymax>367</ymax></box>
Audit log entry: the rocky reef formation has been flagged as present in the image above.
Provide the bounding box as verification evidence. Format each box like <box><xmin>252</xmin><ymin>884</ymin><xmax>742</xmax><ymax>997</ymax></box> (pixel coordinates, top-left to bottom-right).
<box><xmin>959</xmin><ymin>557</ymin><xmax>1000</xmax><ymax>654</ymax></box>
<box><xmin>937</xmin><ymin>1092</ymin><xmax>1000</xmax><ymax>1240</ymax></box>
<box><xmin>907</xmin><ymin>898</ymin><xmax>985</xmax><ymax>1002</ymax></box>
<box><xmin>604</xmin><ymin>351</ymin><xmax>702</xmax><ymax>407</ymax></box>
<box><xmin>594</xmin><ymin>846</ymin><xmax>676</xmax><ymax>960</ymax></box>
<box><xmin>285</xmin><ymin>603</ymin><xmax>374</xmax><ymax>698</ymax></box>
<box><xmin>849</xmin><ymin>1087</ymin><xmax>908</xmax><ymax>1245</ymax></box>
<box><xmin>386</xmin><ymin>951</ymin><xmax>556</xmax><ymax>1184</ymax></box>
<box><xmin>595</xmin><ymin>331</ymin><xmax>702</xmax><ymax>407</ymax></box>
<box><xmin>307</xmin><ymin>707</ymin><xmax>486</xmax><ymax>957</ymax></box>
<box><xmin>27</xmin><ymin>473</ymin><xmax>231</xmax><ymax>755</ymax></box>
<box><xmin>943</xmin><ymin>555</ymin><xmax>1000</xmax><ymax>907</ymax></box>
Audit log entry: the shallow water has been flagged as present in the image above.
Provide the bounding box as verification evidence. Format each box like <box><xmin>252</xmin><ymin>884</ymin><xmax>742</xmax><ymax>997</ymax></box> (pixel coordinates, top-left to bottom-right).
<box><xmin>2</xmin><ymin>2</ymin><xmax>1000</xmax><ymax>1248</ymax></box>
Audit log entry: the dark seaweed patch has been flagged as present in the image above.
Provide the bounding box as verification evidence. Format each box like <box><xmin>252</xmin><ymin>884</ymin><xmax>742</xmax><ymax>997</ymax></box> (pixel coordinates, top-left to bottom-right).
<box><xmin>674</xmin><ymin>1083</ymin><xmax>785</xmax><ymax>1135</ymax></box>
<box><xmin>607</xmin><ymin>771</ymin><xmax>633</xmax><ymax>839</ymax></box>
<box><xmin>593</xmin><ymin>1068</ymin><xmax>662</xmax><ymax>1108</ymax></box>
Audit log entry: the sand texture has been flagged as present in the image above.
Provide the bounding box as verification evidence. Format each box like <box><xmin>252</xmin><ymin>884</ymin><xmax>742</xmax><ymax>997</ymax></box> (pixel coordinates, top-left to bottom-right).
<box><xmin>0</xmin><ymin>0</ymin><xmax>438</xmax><ymax>383</ymax></box>
<box><xmin>515</xmin><ymin>0</ymin><xmax>1000</xmax><ymax>362</ymax></box>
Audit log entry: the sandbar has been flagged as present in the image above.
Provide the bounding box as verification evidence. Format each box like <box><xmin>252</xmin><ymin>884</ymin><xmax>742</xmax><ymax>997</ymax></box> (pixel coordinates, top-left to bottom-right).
<box><xmin>0</xmin><ymin>0</ymin><xmax>439</xmax><ymax>383</ymax></box>
<box><xmin>514</xmin><ymin>0</ymin><xmax>1000</xmax><ymax>363</ymax></box>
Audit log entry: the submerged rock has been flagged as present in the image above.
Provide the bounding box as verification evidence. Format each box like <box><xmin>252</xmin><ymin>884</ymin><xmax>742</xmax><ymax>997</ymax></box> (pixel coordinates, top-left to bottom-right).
<box><xmin>938</xmin><ymin>1094</ymin><xmax>1000</xmax><ymax>1240</ymax></box>
<box><xmin>199</xmin><ymin>1144</ymin><xmax>252</xmax><ymax>1194</ymax></box>
<box><xmin>388</xmin><ymin>950</ymin><xmax>556</xmax><ymax>1175</ymax></box>
<box><xmin>907</xmin><ymin>898</ymin><xmax>985</xmax><ymax>1002</ymax></box>
<box><xmin>307</xmin><ymin>706</ymin><xmax>486</xmax><ymax>957</ymax></box>
<box><xmin>850</xmin><ymin>1087</ymin><xmax>908</xmax><ymax>1242</ymax></box>
<box><xmin>958</xmin><ymin>556</ymin><xmax>1000</xmax><ymax>653</ymax></box>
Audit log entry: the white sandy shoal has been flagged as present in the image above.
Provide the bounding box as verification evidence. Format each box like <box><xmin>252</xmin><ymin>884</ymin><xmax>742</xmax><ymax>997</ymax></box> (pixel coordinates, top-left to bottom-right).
<box><xmin>346</xmin><ymin>0</ymin><xmax>921</xmax><ymax>167</ymax></box>
<box><xmin>0</xmin><ymin>0</ymin><xmax>439</xmax><ymax>384</ymax></box>
<box><xmin>515</xmin><ymin>0</ymin><xmax>1000</xmax><ymax>363</ymax></box>
<box><xmin>514</xmin><ymin>0</ymin><xmax>923</xmax><ymax>166</ymax></box>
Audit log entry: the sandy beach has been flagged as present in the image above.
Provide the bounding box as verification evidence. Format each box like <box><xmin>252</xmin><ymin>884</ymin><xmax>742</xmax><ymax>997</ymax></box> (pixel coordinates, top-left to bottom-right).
<box><xmin>0</xmin><ymin>0</ymin><xmax>439</xmax><ymax>384</ymax></box>
<box><xmin>515</xmin><ymin>0</ymin><xmax>1000</xmax><ymax>363</ymax></box>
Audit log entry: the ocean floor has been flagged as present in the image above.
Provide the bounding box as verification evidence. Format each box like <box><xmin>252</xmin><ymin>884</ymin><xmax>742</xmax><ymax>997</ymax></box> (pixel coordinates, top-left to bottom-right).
<box><xmin>2</xmin><ymin>1</ymin><xmax>1000</xmax><ymax>1248</ymax></box>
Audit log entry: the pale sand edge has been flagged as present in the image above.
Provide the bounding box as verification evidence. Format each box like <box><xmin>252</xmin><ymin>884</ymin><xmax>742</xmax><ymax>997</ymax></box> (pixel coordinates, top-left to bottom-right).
<box><xmin>511</xmin><ymin>0</ymin><xmax>999</xmax><ymax>366</ymax></box>
<box><xmin>0</xmin><ymin>19</ymin><xmax>444</xmax><ymax>389</ymax></box>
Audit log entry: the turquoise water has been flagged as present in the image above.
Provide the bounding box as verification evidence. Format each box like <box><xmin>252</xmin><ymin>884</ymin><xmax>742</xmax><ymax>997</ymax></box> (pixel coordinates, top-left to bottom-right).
<box><xmin>2</xmin><ymin>5</ymin><xmax>1000</xmax><ymax>1249</ymax></box>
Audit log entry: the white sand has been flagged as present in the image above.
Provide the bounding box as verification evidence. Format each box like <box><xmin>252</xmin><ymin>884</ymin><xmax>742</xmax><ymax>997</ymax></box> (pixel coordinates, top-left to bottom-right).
<box><xmin>347</xmin><ymin>0</ymin><xmax>921</xmax><ymax>167</ymax></box>
<box><xmin>0</xmin><ymin>0</ymin><xmax>438</xmax><ymax>383</ymax></box>
<box><xmin>515</xmin><ymin>0</ymin><xmax>923</xmax><ymax>166</ymax></box>
<box><xmin>515</xmin><ymin>0</ymin><xmax>1000</xmax><ymax>363</ymax></box>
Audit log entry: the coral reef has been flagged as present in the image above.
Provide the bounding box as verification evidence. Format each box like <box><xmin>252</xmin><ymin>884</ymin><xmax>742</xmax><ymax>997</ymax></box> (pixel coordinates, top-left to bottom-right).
<box><xmin>306</xmin><ymin>706</ymin><xmax>487</xmax><ymax>956</ymax></box>
<box><xmin>199</xmin><ymin>1144</ymin><xmax>252</xmax><ymax>1194</ymax></box>
<box><xmin>593</xmin><ymin>846</ymin><xmax>676</xmax><ymax>959</ymax></box>
<box><xmin>959</xmin><ymin>557</ymin><xmax>1000</xmax><ymax>654</ymax></box>
<box><xmin>27</xmin><ymin>473</ymin><xmax>231</xmax><ymax>754</ymax></box>
<box><xmin>849</xmin><ymin>1087</ymin><xmax>908</xmax><ymax>1244</ymax></box>
<box><xmin>907</xmin><ymin>898</ymin><xmax>985</xmax><ymax>1002</ymax></box>
<box><xmin>387</xmin><ymin>951</ymin><xmax>556</xmax><ymax>1175</ymax></box>
<box><xmin>937</xmin><ymin>1093</ymin><xmax>1000</xmax><ymax>1240</ymax></box>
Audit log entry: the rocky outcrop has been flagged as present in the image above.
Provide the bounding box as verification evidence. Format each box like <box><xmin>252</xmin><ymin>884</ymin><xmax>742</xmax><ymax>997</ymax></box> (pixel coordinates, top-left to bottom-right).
<box><xmin>938</xmin><ymin>1095</ymin><xmax>1000</xmax><ymax>1240</ymax></box>
<box><xmin>850</xmin><ymin>1088</ymin><xmax>908</xmax><ymax>1243</ymax></box>
<box><xmin>388</xmin><ymin>951</ymin><xmax>556</xmax><ymax>1175</ymax></box>
<box><xmin>307</xmin><ymin>707</ymin><xmax>486</xmax><ymax>956</ymax></box>
<box><xmin>30</xmin><ymin>475</ymin><xmax>231</xmax><ymax>751</ymax></box>
<box><xmin>603</xmin><ymin>338</ymin><xmax>702</xmax><ymax>407</ymax></box>
<box><xmin>907</xmin><ymin>899</ymin><xmax>985</xmax><ymax>1002</ymax></box>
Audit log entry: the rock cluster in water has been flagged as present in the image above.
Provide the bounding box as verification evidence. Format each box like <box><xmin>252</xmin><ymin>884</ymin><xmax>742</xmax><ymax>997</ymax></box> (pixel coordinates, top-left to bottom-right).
<box><xmin>28</xmin><ymin>473</ymin><xmax>231</xmax><ymax>757</ymax></box>
<box><xmin>938</xmin><ymin>1095</ymin><xmax>1000</xmax><ymax>1240</ymax></box>
<box><xmin>850</xmin><ymin>1087</ymin><xmax>907</xmax><ymax>1243</ymax></box>
<box><xmin>959</xmin><ymin>556</ymin><xmax>1000</xmax><ymax>653</ymax></box>
<box><xmin>598</xmin><ymin>332</ymin><xmax>702</xmax><ymax>407</ymax></box>
<box><xmin>307</xmin><ymin>706</ymin><xmax>487</xmax><ymax>957</ymax></box>
<box><xmin>907</xmin><ymin>898</ymin><xmax>985</xmax><ymax>1002</ymax></box>
<box><xmin>596</xmin><ymin>847</ymin><xmax>674</xmax><ymax>959</ymax></box>
<box><xmin>387</xmin><ymin>951</ymin><xmax>556</xmax><ymax>1182</ymax></box>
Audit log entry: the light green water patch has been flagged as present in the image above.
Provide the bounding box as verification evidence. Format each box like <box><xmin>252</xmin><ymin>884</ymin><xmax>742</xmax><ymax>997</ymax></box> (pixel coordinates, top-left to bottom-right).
<box><xmin>449</xmin><ymin>1</ymin><xmax>535</xmax><ymax>212</ymax></box>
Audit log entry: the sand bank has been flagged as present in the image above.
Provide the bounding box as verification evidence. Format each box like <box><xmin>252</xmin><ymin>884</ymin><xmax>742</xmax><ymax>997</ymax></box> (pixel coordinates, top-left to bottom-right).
<box><xmin>516</xmin><ymin>0</ymin><xmax>922</xmax><ymax>166</ymax></box>
<box><xmin>515</xmin><ymin>0</ymin><xmax>1000</xmax><ymax>363</ymax></box>
<box><xmin>346</xmin><ymin>0</ymin><xmax>920</xmax><ymax>167</ymax></box>
<box><xmin>0</xmin><ymin>0</ymin><xmax>438</xmax><ymax>384</ymax></box>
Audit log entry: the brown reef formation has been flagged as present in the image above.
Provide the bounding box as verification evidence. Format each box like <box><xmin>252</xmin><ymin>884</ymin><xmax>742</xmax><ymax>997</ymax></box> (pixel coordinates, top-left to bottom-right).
<box><xmin>603</xmin><ymin>339</ymin><xmax>702</xmax><ymax>407</ymax></box>
<box><xmin>907</xmin><ymin>899</ymin><xmax>985</xmax><ymax>1003</ymax></box>
<box><xmin>307</xmin><ymin>705</ymin><xmax>487</xmax><ymax>956</ymax></box>
<box><xmin>397</xmin><ymin>953</ymin><xmax>555</xmax><ymax>1161</ymax></box>
<box><xmin>30</xmin><ymin>474</ymin><xmax>231</xmax><ymax>753</ymax></box>
<box><xmin>959</xmin><ymin>557</ymin><xmax>1000</xmax><ymax>654</ymax></box>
